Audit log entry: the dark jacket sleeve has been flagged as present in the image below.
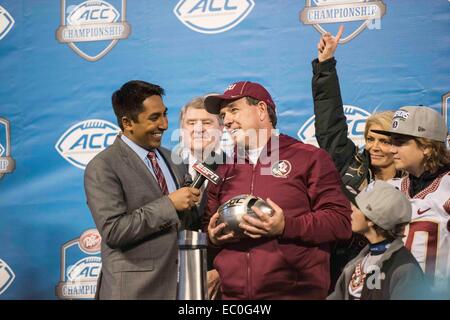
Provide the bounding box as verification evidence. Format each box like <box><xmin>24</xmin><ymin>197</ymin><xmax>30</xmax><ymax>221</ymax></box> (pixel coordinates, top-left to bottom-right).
<box><xmin>281</xmin><ymin>148</ymin><xmax>352</xmax><ymax>243</ymax></box>
<box><xmin>389</xmin><ymin>262</ymin><xmax>430</xmax><ymax>300</ymax></box>
<box><xmin>84</xmin><ymin>157</ymin><xmax>180</xmax><ymax>250</ymax></box>
<box><xmin>312</xmin><ymin>57</ymin><xmax>357</xmax><ymax>174</ymax></box>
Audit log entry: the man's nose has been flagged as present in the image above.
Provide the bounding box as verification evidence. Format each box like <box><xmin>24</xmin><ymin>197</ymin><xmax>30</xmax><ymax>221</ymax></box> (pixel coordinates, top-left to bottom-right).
<box><xmin>223</xmin><ymin>113</ymin><xmax>233</xmax><ymax>127</ymax></box>
<box><xmin>159</xmin><ymin>116</ymin><xmax>168</xmax><ymax>130</ymax></box>
<box><xmin>193</xmin><ymin>121</ymin><xmax>204</xmax><ymax>133</ymax></box>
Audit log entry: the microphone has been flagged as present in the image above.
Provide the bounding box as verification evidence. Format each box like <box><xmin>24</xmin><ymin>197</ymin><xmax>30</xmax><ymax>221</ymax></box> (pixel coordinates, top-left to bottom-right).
<box><xmin>190</xmin><ymin>151</ymin><xmax>223</xmax><ymax>189</ymax></box>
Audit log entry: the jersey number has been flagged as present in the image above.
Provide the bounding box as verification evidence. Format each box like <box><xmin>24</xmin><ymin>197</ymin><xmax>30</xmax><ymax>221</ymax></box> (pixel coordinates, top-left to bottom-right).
<box><xmin>405</xmin><ymin>221</ymin><xmax>439</xmax><ymax>281</ymax></box>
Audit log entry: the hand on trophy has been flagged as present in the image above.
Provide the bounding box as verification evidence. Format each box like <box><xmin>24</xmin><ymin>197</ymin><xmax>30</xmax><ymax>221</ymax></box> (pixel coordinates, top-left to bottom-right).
<box><xmin>207</xmin><ymin>212</ymin><xmax>240</xmax><ymax>246</ymax></box>
<box><xmin>239</xmin><ymin>198</ymin><xmax>285</xmax><ymax>239</ymax></box>
<box><xmin>318</xmin><ymin>25</ymin><xmax>344</xmax><ymax>62</ymax></box>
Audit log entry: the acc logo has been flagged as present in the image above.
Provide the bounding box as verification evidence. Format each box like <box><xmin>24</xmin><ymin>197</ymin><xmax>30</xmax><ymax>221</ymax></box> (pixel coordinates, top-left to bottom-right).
<box><xmin>56</xmin><ymin>0</ymin><xmax>131</xmax><ymax>61</ymax></box>
<box><xmin>67</xmin><ymin>257</ymin><xmax>101</xmax><ymax>281</ymax></box>
<box><xmin>297</xmin><ymin>105</ymin><xmax>371</xmax><ymax>147</ymax></box>
<box><xmin>442</xmin><ymin>92</ymin><xmax>450</xmax><ymax>148</ymax></box>
<box><xmin>56</xmin><ymin>228</ymin><xmax>102</xmax><ymax>299</ymax></box>
<box><xmin>55</xmin><ymin>119</ymin><xmax>119</xmax><ymax>170</ymax></box>
<box><xmin>300</xmin><ymin>0</ymin><xmax>386</xmax><ymax>44</ymax></box>
<box><xmin>0</xmin><ymin>5</ymin><xmax>14</xmax><ymax>40</ymax></box>
<box><xmin>174</xmin><ymin>0</ymin><xmax>255</xmax><ymax>34</ymax></box>
<box><xmin>0</xmin><ymin>117</ymin><xmax>16</xmax><ymax>179</ymax></box>
<box><xmin>271</xmin><ymin>160</ymin><xmax>292</xmax><ymax>178</ymax></box>
<box><xmin>0</xmin><ymin>259</ymin><xmax>15</xmax><ymax>295</ymax></box>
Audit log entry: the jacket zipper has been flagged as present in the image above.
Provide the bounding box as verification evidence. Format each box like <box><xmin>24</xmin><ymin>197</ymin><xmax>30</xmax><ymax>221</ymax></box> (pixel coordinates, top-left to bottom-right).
<box><xmin>247</xmin><ymin>162</ymin><xmax>256</xmax><ymax>299</ymax></box>
<box><xmin>250</xmin><ymin>163</ymin><xmax>256</xmax><ymax>194</ymax></box>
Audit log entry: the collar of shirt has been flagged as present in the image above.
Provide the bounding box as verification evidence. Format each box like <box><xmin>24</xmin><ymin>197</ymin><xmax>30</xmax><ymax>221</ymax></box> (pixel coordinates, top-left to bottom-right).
<box><xmin>120</xmin><ymin>134</ymin><xmax>177</xmax><ymax>192</ymax></box>
<box><xmin>121</xmin><ymin>134</ymin><xmax>159</xmax><ymax>161</ymax></box>
<box><xmin>246</xmin><ymin>146</ymin><xmax>265</xmax><ymax>165</ymax></box>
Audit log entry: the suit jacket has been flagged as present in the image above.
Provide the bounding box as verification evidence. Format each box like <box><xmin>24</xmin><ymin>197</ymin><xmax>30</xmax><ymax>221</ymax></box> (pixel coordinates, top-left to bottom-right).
<box><xmin>84</xmin><ymin>136</ymin><xmax>190</xmax><ymax>300</ymax></box>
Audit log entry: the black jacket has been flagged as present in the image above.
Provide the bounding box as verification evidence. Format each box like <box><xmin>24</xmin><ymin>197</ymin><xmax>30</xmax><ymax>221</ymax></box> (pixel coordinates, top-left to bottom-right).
<box><xmin>312</xmin><ymin>57</ymin><xmax>371</xmax><ymax>198</ymax></box>
<box><xmin>312</xmin><ymin>57</ymin><xmax>373</xmax><ymax>290</ymax></box>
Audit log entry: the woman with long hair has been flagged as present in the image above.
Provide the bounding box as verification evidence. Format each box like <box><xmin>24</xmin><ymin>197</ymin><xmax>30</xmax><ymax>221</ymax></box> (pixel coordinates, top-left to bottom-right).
<box><xmin>311</xmin><ymin>27</ymin><xmax>402</xmax><ymax>288</ymax></box>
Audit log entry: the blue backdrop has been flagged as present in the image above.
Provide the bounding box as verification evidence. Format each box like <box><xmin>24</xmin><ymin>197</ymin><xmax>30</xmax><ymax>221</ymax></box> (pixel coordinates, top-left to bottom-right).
<box><xmin>0</xmin><ymin>0</ymin><xmax>449</xmax><ymax>299</ymax></box>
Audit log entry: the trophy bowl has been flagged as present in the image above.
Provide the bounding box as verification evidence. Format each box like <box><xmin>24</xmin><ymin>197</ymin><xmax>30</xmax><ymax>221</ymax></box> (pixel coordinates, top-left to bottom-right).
<box><xmin>217</xmin><ymin>194</ymin><xmax>274</xmax><ymax>237</ymax></box>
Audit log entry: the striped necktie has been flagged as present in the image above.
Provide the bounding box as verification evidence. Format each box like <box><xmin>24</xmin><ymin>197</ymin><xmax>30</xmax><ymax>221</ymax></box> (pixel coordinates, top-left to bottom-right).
<box><xmin>147</xmin><ymin>151</ymin><xmax>169</xmax><ymax>195</ymax></box>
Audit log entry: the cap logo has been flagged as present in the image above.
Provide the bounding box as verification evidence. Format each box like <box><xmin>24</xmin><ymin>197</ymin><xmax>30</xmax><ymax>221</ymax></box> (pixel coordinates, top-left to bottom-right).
<box><xmin>392</xmin><ymin>120</ymin><xmax>399</xmax><ymax>129</ymax></box>
<box><xmin>418</xmin><ymin>126</ymin><xmax>426</xmax><ymax>132</ymax></box>
<box><xmin>393</xmin><ymin>110</ymin><xmax>409</xmax><ymax>119</ymax></box>
<box><xmin>226</xmin><ymin>84</ymin><xmax>237</xmax><ymax>91</ymax></box>
<box><xmin>366</xmin><ymin>204</ymin><xmax>373</xmax><ymax>211</ymax></box>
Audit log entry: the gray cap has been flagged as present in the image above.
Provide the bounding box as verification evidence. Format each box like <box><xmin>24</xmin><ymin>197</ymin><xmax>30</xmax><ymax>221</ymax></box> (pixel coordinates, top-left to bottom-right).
<box><xmin>371</xmin><ymin>106</ymin><xmax>448</xmax><ymax>142</ymax></box>
<box><xmin>355</xmin><ymin>181</ymin><xmax>412</xmax><ymax>231</ymax></box>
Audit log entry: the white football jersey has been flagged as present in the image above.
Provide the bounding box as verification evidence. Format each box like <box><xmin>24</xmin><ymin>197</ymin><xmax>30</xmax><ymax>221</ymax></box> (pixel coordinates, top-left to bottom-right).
<box><xmin>390</xmin><ymin>172</ymin><xmax>450</xmax><ymax>298</ymax></box>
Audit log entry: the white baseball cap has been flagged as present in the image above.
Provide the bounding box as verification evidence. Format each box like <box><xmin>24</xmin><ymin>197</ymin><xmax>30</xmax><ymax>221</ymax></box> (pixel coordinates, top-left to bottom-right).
<box><xmin>372</xmin><ymin>106</ymin><xmax>448</xmax><ymax>142</ymax></box>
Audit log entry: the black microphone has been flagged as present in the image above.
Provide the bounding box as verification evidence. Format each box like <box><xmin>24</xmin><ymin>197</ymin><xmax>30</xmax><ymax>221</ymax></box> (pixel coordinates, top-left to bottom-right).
<box><xmin>190</xmin><ymin>151</ymin><xmax>223</xmax><ymax>189</ymax></box>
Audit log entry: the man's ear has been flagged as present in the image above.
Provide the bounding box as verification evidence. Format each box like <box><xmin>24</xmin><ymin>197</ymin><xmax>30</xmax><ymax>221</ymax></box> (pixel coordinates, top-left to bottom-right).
<box><xmin>121</xmin><ymin>116</ymin><xmax>133</xmax><ymax>131</ymax></box>
<box><xmin>257</xmin><ymin>101</ymin><xmax>268</xmax><ymax>122</ymax></box>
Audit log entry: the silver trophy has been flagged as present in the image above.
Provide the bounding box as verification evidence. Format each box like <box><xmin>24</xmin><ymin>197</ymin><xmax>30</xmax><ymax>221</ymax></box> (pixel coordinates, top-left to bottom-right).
<box><xmin>217</xmin><ymin>194</ymin><xmax>274</xmax><ymax>237</ymax></box>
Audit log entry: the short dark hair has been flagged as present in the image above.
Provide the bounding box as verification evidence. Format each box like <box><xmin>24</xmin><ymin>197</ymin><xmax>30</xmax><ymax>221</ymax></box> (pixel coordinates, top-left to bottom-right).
<box><xmin>245</xmin><ymin>97</ymin><xmax>277</xmax><ymax>128</ymax></box>
<box><xmin>112</xmin><ymin>80</ymin><xmax>165</xmax><ymax>130</ymax></box>
<box><xmin>372</xmin><ymin>222</ymin><xmax>408</xmax><ymax>241</ymax></box>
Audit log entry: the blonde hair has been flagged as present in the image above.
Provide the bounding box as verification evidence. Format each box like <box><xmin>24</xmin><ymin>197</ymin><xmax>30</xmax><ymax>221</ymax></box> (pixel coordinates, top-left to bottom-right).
<box><xmin>364</xmin><ymin>111</ymin><xmax>394</xmax><ymax>140</ymax></box>
<box><xmin>415</xmin><ymin>137</ymin><xmax>450</xmax><ymax>173</ymax></box>
<box><xmin>352</xmin><ymin>111</ymin><xmax>396</xmax><ymax>180</ymax></box>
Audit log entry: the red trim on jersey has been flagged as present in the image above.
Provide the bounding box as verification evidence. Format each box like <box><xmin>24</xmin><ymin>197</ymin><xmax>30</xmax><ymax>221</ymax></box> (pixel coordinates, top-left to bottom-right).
<box><xmin>405</xmin><ymin>221</ymin><xmax>439</xmax><ymax>281</ymax></box>
<box><xmin>401</xmin><ymin>171</ymin><xmax>449</xmax><ymax>200</ymax></box>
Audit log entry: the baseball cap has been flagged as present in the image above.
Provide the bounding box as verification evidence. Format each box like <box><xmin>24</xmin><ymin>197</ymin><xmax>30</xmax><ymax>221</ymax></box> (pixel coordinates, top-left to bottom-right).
<box><xmin>204</xmin><ymin>81</ymin><xmax>276</xmax><ymax>115</ymax></box>
<box><xmin>355</xmin><ymin>181</ymin><xmax>412</xmax><ymax>231</ymax></box>
<box><xmin>371</xmin><ymin>106</ymin><xmax>448</xmax><ymax>142</ymax></box>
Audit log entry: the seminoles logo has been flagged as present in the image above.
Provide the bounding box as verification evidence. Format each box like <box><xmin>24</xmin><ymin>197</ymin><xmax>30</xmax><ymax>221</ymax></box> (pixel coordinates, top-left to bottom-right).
<box><xmin>298</xmin><ymin>105</ymin><xmax>371</xmax><ymax>147</ymax></box>
<box><xmin>0</xmin><ymin>5</ymin><xmax>15</xmax><ymax>40</ymax></box>
<box><xmin>55</xmin><ymin>119</ymin><xmax>119</xmax><ymax>170</ymax></box>
<box><xmin>271</xmin><ymin>160</ymin><xmax>292</xmax><ymax>178</ymax></box>
<box><xmin>55</xmin><ymin>229</ymin><xmax>102</xmax><ymax>299</ymax></box>
<box><xmin>0</xmin><ymin>117</ymin><xmax>16</xmax><ymax>179</ymax></box>
<box><xmin>56</xmin><ymin>0</ymin><xmax>131</xmax><ymax>61</ymax></box>
<box><xmin>300</xmin><ymin>0</ymin><xmax>386</xmax><ymax>44</ymax></box>
<box><xmin>174</xmin><ymin>0</ymin><xmax>255</xmax><ymax>34</ymax></box>
<box><xmin>0</xmin><ymin>259</ymin><xmax>15</xmax><ymax>295</ymax></box>
<box><xmin>442</xmin><ymin>92</ymin><xmax>450</xmax><ymax>148</ymax></box>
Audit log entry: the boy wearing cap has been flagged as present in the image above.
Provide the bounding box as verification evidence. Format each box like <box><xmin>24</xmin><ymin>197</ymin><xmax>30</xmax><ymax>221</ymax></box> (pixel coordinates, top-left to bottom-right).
<box><xmin>372</xmin><ymin>106</ymin><xmax>450</xmax><ymax>299</ymax></box>
<box><xmin>202</xmin><ymin>81</ymin><xmax>352</xmax><ymax>299</ymax></box>
<box><xmin>328</xmin><ymin>181</ymin><xmax>428</xmax><ymax>300</ymax></box>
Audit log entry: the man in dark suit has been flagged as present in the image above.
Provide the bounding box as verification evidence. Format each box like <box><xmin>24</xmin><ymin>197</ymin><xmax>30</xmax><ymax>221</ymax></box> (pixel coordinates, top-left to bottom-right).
<box><xmin>178</xmin><ymin>95</ymin><xmax>226</xmax><ymax>299</ymax></box>
<box><xmin>84</xmin><ymin>80</ymin><xmax>200</xmax><ymax>300</ymax></box>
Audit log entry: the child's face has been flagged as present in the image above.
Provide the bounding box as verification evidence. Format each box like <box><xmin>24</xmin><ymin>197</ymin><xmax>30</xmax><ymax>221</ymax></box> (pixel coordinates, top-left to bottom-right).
<box><xmin>350</xmin><ymin>203</ymin><xmax>370</xmax><ymax>234</ymax></box>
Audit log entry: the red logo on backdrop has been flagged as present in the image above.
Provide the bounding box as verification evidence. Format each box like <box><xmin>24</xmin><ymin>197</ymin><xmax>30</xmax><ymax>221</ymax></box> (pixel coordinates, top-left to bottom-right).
<box><xmin>79</xmin><ymin>229</ymin><xmax>101</xmax><ymax>254</ymax></box>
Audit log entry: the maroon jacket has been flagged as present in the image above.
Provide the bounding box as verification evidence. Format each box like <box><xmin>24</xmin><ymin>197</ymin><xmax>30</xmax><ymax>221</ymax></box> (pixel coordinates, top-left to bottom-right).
<box><xmin>204</xmin><ymin>134</ymin><xmax>352</xmax><ymax>299</ymax></box>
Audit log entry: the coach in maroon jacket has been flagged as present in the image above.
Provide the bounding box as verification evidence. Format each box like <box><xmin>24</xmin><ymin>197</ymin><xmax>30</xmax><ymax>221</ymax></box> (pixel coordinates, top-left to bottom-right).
<box><xmin>203</xmin><ymin>81</ymin><xmax>352</xmax><ymax>299</ymax></box>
